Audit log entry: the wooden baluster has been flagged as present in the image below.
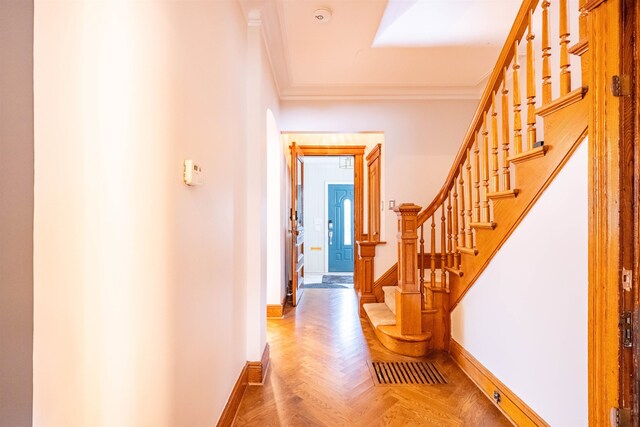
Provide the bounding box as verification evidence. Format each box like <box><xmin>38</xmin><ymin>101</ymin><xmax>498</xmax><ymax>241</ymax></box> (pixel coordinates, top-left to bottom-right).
<box><xmin>501</xmin><ymin>71</ymin><xmax>511</xmax><ymax>190</ymax></box>
<box><xmin>526</xmin><ymin>10</ymin><xmax>537</xmax><ymax>151</ymax></box>
<box><xmin>446</xmin><ymin>191</ymin><xmax>453</xmax><ymax>268</ymax></box>
<box><xmin>465</xmin><ymin>149</ymin><xmax>473</xmax><ymax>249</ymax></box>
<box><xmin>481</xmin><ymin>113</ymin><xmax>490</xmax><ymax>222</ymax></box>
<box><xmin>541</xmin><ymin>0</ymin><xmax>552</xmax><ymax>104</ymax></box>
<box><xmin>473</xmin><ymin>133</ymin><xmax>481</xmax><ymax>223</ymax></box>
<box><xmin>491</xmin><ymin>92</ymin><xmax>500</xmax><ymax>194</ymax></box>
<box><xmin>419</xmin><ymin>223</ymin><xmax>425</xmax><ymax>306</ymax></box>
<box><xmin>458</xmin><ymin>167</ymin><xmax>466</xmax><ymax>253</ymax></box>
<box><xmin>559</xmin><ymin>0</ymin><xmax>571</xmax><ymax>95</ymax></box>
<box><xmin>452</xmin><ymin>181</ymin><xmax>461</xmax><ymax>269</ymax></box>
<box><xmin>440</xmin><ymin>204</ymin><xmax>446</xmax><ymax>290</ymax></box>
<box><xmin>513</xmin><ymin>42</ymin><xmax>523</xmax><ymax>156</ymax></box>
<box><xmin>430</xmin><ymin>215</ymin><xmax>436</xmax><ymax>287</ymax></box>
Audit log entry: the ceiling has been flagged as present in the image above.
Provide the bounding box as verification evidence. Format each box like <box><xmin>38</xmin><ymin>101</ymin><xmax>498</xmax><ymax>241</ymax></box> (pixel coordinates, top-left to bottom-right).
<box><xmin>245</xmin><ymin>0</ymin><xmax>523</xmax><ymax>100</ymax></box>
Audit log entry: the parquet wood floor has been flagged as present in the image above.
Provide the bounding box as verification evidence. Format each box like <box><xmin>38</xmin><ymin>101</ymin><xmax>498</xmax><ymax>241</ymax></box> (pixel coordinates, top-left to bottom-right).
<box><xmin>233</xmin><ymin>289</ymin><xmax>510</xmax><ymax>426</ymax></box>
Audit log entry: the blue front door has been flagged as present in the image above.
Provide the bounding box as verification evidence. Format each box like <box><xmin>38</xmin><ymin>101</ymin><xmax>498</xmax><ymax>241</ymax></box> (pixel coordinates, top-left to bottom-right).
<box><xmin>328</xmin><ymin>184</ymin><xmax>354</xmax><ymax>272</ymax></box>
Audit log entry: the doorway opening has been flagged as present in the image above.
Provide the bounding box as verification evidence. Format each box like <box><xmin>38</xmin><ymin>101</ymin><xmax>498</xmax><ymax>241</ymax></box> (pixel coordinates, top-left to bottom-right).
<box><xmin>303</xmin><ymin>157</ymin><xmax>355</xmax><ymax>290</ymax></box>
<box><xmin>287</xmin><ymin>143</ymin><xmax>367</xmax><ymax>306</ymax></box>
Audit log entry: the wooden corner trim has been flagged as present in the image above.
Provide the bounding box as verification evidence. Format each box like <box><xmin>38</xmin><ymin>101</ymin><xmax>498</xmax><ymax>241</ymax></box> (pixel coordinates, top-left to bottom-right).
<box><xmin>248</xmin><ymin>343</ymin><xmax>270</xmax><ymax>385</ymax></box>
<box><xmin>366</xmin><ymin>143</ymin><xmax>382</xmax><ymax>165</ymax></box>
<box><xmin>449</xmin><ymin>339</ymin><xmax>549</xmax><ymax>426</ymax></box>
<box><xmin>216</xmin><ymin>364</ymin><xmax>248</xmax><ymax>427</ymax></box>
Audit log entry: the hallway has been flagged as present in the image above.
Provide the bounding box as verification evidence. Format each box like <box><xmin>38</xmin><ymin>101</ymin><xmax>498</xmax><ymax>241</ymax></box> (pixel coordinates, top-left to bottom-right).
<box><xmin>234</xmin><ymin>289</ymin><xmax>510</xmax><ymax>426</ymax></box>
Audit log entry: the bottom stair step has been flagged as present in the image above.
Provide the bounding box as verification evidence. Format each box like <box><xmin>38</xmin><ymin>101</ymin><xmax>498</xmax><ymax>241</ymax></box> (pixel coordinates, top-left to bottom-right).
<box><xmin>363</xmin><ymin>303</ymin><xmax>396</xmax><ymax>329</ymax></box>
<box><xmin>363</xmin><ymin>302</ymin><xmax>432</xmax><ymax>357</ymax></box>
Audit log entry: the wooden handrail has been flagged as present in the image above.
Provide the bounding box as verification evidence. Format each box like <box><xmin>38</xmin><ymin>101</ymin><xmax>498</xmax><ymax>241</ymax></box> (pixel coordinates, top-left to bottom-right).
<box><xmin>416</xmin><ymin>0</ymin><xmax>540</xmax><ymax>226</ymax></box>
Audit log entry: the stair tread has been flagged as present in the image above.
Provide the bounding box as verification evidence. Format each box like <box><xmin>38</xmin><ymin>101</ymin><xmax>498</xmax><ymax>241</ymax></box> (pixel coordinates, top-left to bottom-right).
<box><xmin>363</xmin><ymin>303</ymin><xmax>396</xmax><ymax>328</ymax></box>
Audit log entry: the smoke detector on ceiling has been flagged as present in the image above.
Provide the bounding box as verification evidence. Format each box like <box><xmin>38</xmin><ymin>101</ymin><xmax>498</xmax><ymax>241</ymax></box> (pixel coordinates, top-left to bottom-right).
<box><xmin>313</xmin><ymin>8</ymin><xmax>332</xmax><ymax>23</ymax></box>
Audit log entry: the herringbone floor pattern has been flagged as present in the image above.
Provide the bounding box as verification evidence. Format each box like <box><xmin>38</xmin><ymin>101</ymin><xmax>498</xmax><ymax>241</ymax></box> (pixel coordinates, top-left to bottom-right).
<box><xmin>234</xmin><ymin>289</ymin><xmax>510</xmax><ymax>426</ymax></box>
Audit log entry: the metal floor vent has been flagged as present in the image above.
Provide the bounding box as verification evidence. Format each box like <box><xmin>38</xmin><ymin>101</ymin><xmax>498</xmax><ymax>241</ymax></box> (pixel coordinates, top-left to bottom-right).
<box><xmin>368</xmin><ymin>361</ymin><xmax>447</xmax><ymax>386</ymax></box>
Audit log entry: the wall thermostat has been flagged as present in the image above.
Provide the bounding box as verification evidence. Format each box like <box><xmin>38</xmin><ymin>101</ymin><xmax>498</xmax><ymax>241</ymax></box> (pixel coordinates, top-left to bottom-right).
<box><xmin>183</xmin><ymin>160</ymin><xmax>203</xmax><ymax>186</ymax></box>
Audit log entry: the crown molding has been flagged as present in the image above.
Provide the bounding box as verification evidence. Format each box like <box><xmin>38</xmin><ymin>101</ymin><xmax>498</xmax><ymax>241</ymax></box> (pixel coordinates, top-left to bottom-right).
<box><xmin>238</xmin><ymin>0</ymin><xmax>490</xmax><ymax>102</ymax></box>
<box><xmin>279</xmin><ymin>84</ymin><xmax>483</xmax><ymax>101</ymax></box>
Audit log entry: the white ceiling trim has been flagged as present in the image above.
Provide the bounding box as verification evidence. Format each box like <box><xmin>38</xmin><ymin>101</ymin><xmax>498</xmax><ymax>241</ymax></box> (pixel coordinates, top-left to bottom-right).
<box><xmin>279</xmin><ymin>86</ymin><xmax>484</xmax><ymax>101</ymax></box>
<box><xmin>239</xmin><ymin>0</ymin><xmax>502</xmax><ymax>101</ymax></box>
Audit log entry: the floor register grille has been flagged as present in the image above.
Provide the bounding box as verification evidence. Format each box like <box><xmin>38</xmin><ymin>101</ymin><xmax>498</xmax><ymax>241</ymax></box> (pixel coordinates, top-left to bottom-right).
<box><xmin>368</xmin><ymin>361</ymin><xmax>447</xmax><ymax>386</ymax></box>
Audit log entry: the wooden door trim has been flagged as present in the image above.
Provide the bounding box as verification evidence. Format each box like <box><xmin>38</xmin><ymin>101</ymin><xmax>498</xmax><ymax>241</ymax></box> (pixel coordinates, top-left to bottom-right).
<box><xmin>585</xmin><ymin>0</ymin><xmax>633</xmax><ymax>422</ymax></box>
<box><xmin>366</xmin><ymin>144</ymin><xmax>381</xmax><ymax>165</ymax></box>
<box><xmin>619</xmin><ymin>0</ymin><xmax>639</xmax><ymax>421</ymax></box>
<box><xmin>297</xmin><ymin>145</ymin><xmax>366</xmax><ymax>241</ymax></box>
<box><xmin>290</xmin><ymin>144</ymin><xmax>305</xmax><ymax>306</ymax></box>
<box><xmin>295</xmin><ymin>144</ymin><xmax>366</xmax><ymax>292</ymax></box>
<box><xmin>367</xmin><ymin>144</ymin><xmax>382</xmax><ymax>242</ymax></box>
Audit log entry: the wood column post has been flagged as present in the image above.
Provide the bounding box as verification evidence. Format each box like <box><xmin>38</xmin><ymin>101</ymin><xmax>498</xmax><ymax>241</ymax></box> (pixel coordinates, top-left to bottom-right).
<box><xmin>357</xmin><ymin>241</ymin><xmax>378</xmax><ymax>317</ymax></box>
<box><xmin>393</xmin><ymin>204</ymin><xmax>423</xmax><ymax>335</ymax></box>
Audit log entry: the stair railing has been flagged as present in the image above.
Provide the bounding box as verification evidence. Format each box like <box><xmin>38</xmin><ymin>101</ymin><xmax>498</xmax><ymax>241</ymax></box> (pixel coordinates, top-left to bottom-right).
<box><xmin>410</xmin><ymin>0</ymin><xmax>582</xmax><ymax>310</ymax></box>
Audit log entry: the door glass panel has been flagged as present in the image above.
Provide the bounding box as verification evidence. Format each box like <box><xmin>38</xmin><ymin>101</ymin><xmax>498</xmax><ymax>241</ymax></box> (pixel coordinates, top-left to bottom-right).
<box><xmin>344</xmin><ymin>199</ymin><xmax>352</xmax><ymax>246</ymax></box>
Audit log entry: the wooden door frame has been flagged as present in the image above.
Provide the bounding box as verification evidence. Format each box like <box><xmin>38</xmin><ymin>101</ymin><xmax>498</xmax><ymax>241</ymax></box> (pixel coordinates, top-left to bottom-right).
<box><xmin>586</xmin><ymin>0</ymin><xmax>639</xmax><ymax>423</ymax></box>
<box><xmin>292</xmin><ymin>145</ymin><xmax>366</xmax><ymax>294</ymax></box>
<box><xmin>366</xmin><ymin>144</ymin><xmax>382</xmax><ymax>242</ymax></box>
<box><xmin>620</xmin><ymin>0</ymin><xmax>639</xmax><ymax>422</ymax></box>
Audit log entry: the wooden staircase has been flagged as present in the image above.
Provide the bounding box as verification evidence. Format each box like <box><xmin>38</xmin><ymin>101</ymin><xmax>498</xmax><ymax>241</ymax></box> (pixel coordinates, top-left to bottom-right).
<box><xmin>359</xmin><ymin>0</ymin><xmax>590</xmax><ymax>357</ymax></box>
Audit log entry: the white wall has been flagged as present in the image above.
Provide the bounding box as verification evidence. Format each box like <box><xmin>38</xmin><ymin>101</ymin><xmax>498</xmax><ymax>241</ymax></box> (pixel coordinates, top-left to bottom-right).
<box><xmin>0</xmin><ymin>1</ymin><xmax>34</xmax><ymax>425</ymax></box>
<box><xmin>245</xmin><ymin>18</ymin><xmax>283</xmax><ymax>355</ymax></box>
<box><xmin>33</xmin><ymin>1</ymin><xmax>278</xmax><ymax>425</ymax></box>
<box><xmin>303</xmin><ymin>157</ymin><xmax>354</xmax><ymax>273</ymax></box>
<box><xmin>451</xmin><ymin>140</ymin><xmax>588</xmax><ymax>426</ymax></box>
<box><xmin>266</xmin><ymin>109</ymin><xmax>288</xmax><ymax>306</ymax></box>
<box><xmin>280</xmin><ymin>99</ymin><xmax>478</xmax><ymax>277</ymax></box>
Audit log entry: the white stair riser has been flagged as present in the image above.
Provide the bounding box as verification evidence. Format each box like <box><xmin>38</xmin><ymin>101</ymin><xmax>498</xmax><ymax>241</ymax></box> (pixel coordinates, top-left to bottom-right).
<box><xmin>383</xmin><ymin>286</ymin><xmax>396</xmax><ymax>315</ymax></box>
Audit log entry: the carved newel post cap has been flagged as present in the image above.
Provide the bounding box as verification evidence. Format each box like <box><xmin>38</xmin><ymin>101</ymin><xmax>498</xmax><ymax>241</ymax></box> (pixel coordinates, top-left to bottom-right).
<box><xmin>393</xmin><ymin>203</ymin><xmax>422</xmax><ymax>215</ymax></box>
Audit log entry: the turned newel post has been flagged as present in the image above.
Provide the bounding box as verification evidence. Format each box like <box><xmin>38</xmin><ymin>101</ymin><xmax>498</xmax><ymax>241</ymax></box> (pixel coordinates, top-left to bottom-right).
<box><xmin>393</xmin><ymin>203</ymin><xmax>422</xmax><ymax>335</ymax></box>
<box><xmin>357</xmin><ymin>241</ymin><xmax>378</xmax><ymax>317</ymax></box>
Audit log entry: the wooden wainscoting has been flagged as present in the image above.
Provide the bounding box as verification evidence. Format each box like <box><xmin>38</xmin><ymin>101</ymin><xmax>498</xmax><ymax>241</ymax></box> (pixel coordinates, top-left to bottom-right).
<box><xmin>449</xmin><ymin>339</ymin><xmax>548</xmax><ymax>426</ymax></box>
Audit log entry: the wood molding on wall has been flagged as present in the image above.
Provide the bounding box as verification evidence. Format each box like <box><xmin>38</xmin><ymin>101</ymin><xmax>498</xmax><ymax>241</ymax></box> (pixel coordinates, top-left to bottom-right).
<box><xmin>266</xmin><ymin>295</ymin><xmax>287</xmax><ymax>318</ymax></box>
<box><xmin>366</xmin><ymin>143</ymin><xmax>382</xmax><ymax>241</ymax></box>
<box><xmin>449</xmin><ymin>339</ymin><xmax>548</xmax><ymax>426</ymax></box>
<box><xmin>266</xmin><ymin>304</ymin><xmax>283</xmax><ymax>318</ymax></box>
<box><xmin>247</xmin><ymin>343</ymin><xmax>270</xmax><ymax>385</ymax></box>
<box><xmin>217</xmin><ymin>343</ymin><xmax>271</xmax><ymax>426</ymax></box>
<box><xmin>297</xmin><ymin>144</ymin><xmax>366</xmax><ymax>293</ymax></box>
<box><xmin>216</xmin><ymin>364</ymin><xmax>248</xmax><ymax>427</ymax></box>
<box><xmin>585</xmin><ymin>0</ymin><xmax>623</xmax><ymax>423</ymax></box>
